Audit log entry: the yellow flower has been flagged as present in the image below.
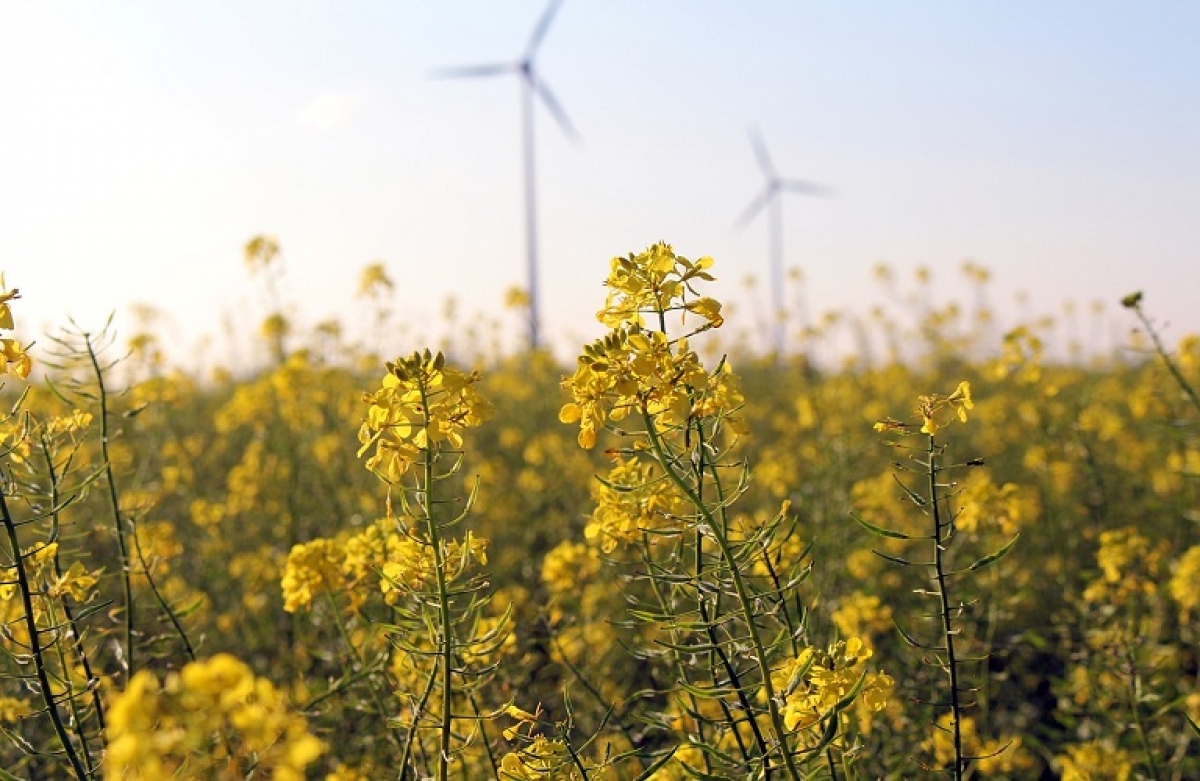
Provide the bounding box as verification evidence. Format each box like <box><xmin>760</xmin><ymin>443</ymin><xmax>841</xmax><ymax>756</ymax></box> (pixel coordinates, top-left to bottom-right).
<box><xmin>585</xmin><ymin>457</ymin><xmax>689</xmax><ymax>552</ymax></box>
<box><xmin>105</xmin><ymin>654</ymin><xmax>324</xmax><ymax>779</ymax></box>
<box><xmin>358</xmin><ymin>350</ymin><xmax>492</xmax><ymax>481</ymax></box>
<box><xmin>357</xmin><ymin>261</ymin><xmax>394</xmax><ymax>298</ymax></box>
<box><xmin>281</xmin><ymin>538</ymin><xmax>344</xmax><ymax>613</ymax></box>
<box><xmin>0</xmin><ymin>338</ymin><xmax>31</xmax><ymax>379</ymax></box>
<box><xmin>916</xmin><ymin>381</ymin><xmax>975</xmax><ymax>435</ymax></box>
<box><xmin>771</xmin><ymin>637</ymin><xmax>893</xmax><ymax>735</ymax></box>
<box><xmin>1170</xmin><ymin>544</ymin><xmax>1200</xmax><ymax>621</ymax></box>
<box><xmin>0</xmin><ymin>277</ymin><xmax>18</xmax><ymax>330</ymax></box>
<box><xmin>1057</xmin><ymin>740</ymin><xmax>1133</xmax><ymax>781</ymax></box>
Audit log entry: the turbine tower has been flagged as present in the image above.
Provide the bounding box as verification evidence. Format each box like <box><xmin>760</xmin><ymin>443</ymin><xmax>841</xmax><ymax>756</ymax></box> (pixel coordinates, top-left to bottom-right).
<box><xmin>436</xmin><ymin>0</ymin><xmax>578</xmax><ymax>351</ymax></box>
<box><xmin>734</xmin><ymin>128</ymin><xmax>830</xmax><ymax>357</ymax></box>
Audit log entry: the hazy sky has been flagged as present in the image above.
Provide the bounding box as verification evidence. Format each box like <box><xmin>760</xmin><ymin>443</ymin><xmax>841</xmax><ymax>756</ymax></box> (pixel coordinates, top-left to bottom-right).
<box><xmin>2</xmin><ymin>2</ymin><xmax>1198</xmax><ymax>361</ymax></box>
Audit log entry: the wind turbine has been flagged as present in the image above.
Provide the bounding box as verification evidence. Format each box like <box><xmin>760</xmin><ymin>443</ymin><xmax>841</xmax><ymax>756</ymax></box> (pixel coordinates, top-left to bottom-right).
<box><xmin>734</xmin><ymin>128</ymin><xmax>830</xmax><ymax>357</ymax></box>
<box><xmin>435</xmin><ymin>0</ymin><xmax>578</xmax><ymax>351</ymax></box>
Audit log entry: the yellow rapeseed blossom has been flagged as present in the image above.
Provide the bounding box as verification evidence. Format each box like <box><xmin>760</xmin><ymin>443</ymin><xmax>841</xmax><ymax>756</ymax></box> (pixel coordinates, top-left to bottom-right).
<box><xmin>356</xmin><ymin>261</ymin><xmax>394</xmax><ymax>299</ymax></box>
<box><xmin>596</xmin><ymin>242</ymin><xmax>719</xmax><ymax>329</ymax></box>
<box><xmin>541</xmin><ymin>541</ymin><xmax>600</xmax><ymax>595</ymax></box>
<box><xmin>378</xmin><ymin>530</ymin><xmax>488</xmax><ymax>602</ymax></box>
<box><xmin>281</xmin><ymin>538</ymin><xmax>344</xmax><ymax>613</ymax></box>
<box><xmin>954</xmin><ymin>470</ymin><xmax>1040</xmax><ymax>537</ymax></box>
<box><xmin>358</xmin><ymin>350</ymin><xmax>492</xmax><ymax>482</ymax></box>
<box><xmin>831</xmin><ymin>591</ymin><xmax>893</xmax><ymax>642</ymax></box>
<box><xmin>585</xmin><ymin>457</ymin><xmax>689</xmax><ymax>552</ymax></box>
<box><xmin>1168</xmin><ymin>544</ymin><xmax>1200</xmax><ymax>622</ymax></box>
<box><xmin>0</xmin><ymin>275</ymin><xmax>31</xmax><ymax>379</ymax></box>
<box><xmin>1082</xmin><ymin>526</ymin><xmax>1165</xmax><ymax>606</ymax></box>
<box><xmin>105</xmin><ymin>654</ymin><xmax>324</xmax><ymax>779</ymax></box>
<box><xmin>0</xmin><ymin>696</ymin><xmax>30</xmax><ymax>723</ymax></box>
<box><xmin>560</xmin><ymin>327</ymin><xmax>706</xmax><ymax>449</ymax></box>
<box><xmin>919</xmin><ymin>381</ymin><xmax>974</xmax><ymax>435</ymax></box>
<box><xmin>1057</xmin><ymin>740</ymin><xmax>1133</xmax><ymax>781</ymax></box>
<box><xmin>770</xmin><ymin>637</ymin><xmax>893</xmax><ymax>734</ymax></box>
<box><xmin>873</xmin><ymin>381</ymin><xmax>974</xmax><ymax>436</ymax></box>
<box><xmin>499</xmin><ymin>735</ymin><xmax>582</xmax><ymax>780</ymax></box>
<box><xmin>561</xmin><ymin>244</ymin><xmax>737</xmax><ymax>449</ymax></box>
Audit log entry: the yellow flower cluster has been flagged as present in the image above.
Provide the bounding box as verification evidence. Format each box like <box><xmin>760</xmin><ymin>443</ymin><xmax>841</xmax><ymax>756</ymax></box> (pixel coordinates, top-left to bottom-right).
<box><xmin>1056</xmin><ymin>740</ymin><xmax>1133</xmax><ymax>781</ymax></box>
<box><xmin>1082</xmin><ymin>526</ymin><xmax>1166</xmax><ymax>606</ymax></box>
<box><xmin>874</xmin><ymin>380</ymin><xmax>974</xmax><ymax>436</ymax></box>
<box><xmin>954</xmin><ymin>470</ymin><xmax>1040</xmax><ymax>537</ymax></box>
<box><xmin>831</xmin><ymin>591</ymin><xmax>893</xmax><ymax>643</ymax></box>
<box><xmin>105</xmin><ymin>653</ymin><xmax>324</xmax><ymax>780</ymax></box>
<box><xmin>585</xmin><ymin>457</ymin><xmax>689</xmax><ymax>552</ymax></box>
<box><xmin>280</xmin><ymin>538</ymin><xmax>343</xmax><ymax>613</ymax></box>
<box><xmin>282</xmin><ymin>519</ymin><xmax>490</xmax><ymax>612</ymax></box>
<box><xmin>596</xmin><ymin>242</ymin><xmax>722</xmax><ymax>329</ymax></box>
<box><xmin>358</xmin><ymin>350</ymin><xmax>492</xmax><ymax>482</ymax></box>
<box><xmin>560</xmin><ymin>327</ymin><xmax>707</xmax><ymax>449</ymax></box>
<box><xmin>499</xmin><ymin>735</ymin><xmax>581</xmax><ymax>780</ymax></box>
<box><xmin>770</xmin><ymin>637</ymin><xmax>893</xmax><ymax>734</ymax></box>
<box><xmin>561</xmin><ymin>243</ymin><xmax>741</xmax><ymax>450</ymax></box>
<box><xmin>379</xmin><ymin>530</ymin><xmax>488</xmax><ymax>602</ymax></box>
<box><xmin>0</xmin><ymin>541</ymin><xmax>96</xmax><ymax>638</ymax></box>
<box><xmin>1169</xmin><ymin>544</ymin><xmax>1200</xmax><ymax>621</ymax></box>
<box><xmin>0</xmin><ymin>276</ymin><xmax>31</xmax><ymax>379</ymax></box>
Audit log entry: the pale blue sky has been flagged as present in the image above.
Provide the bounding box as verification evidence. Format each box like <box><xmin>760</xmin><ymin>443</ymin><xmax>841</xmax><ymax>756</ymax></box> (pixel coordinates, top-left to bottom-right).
<box><xmin>2</xmin><ymin>2</ymin><xmax>1198</xmax><ymax>361</ymax></box>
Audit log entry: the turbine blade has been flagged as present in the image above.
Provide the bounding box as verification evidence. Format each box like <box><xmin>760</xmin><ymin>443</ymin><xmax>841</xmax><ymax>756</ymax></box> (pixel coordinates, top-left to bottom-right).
<box><xmin>526</xmin><ymin>0</ymin><xmax>565</xmax><ymax>58</ymax></box>
<box><xmin>733</xmin><ymin>188</ymin><xmax>773</xmax><ymax>231</ymax></box>
<box><xmin>781</xmin><ymin>179</ymin><xmax>834</xmax><ymax>197</ymax></box>
<box><xmin>749</xmin><ymin>126</ymin><xmax>776</xmax><ymax>178</ymax></box>
<box><xmin>431</xmin><ymin>62</ymin><xmax>513</xmax><ymax>79</ymax></box>
<box><xmin>530</xmin><ymin>75</ymin><xmax>579</xmax><ymax>142</ymax></box>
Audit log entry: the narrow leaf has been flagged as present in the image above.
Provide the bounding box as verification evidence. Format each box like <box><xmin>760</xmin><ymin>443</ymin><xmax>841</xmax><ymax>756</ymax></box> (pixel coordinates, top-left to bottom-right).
<box><xmin>968</xmin><ymin>533</ymin><xmax>1021</xmax><ymax>571</ymax></box>
<box><xmin>850</xmin><ymin>512</ymin><xmax>912</xmax><ymax>540</ymax></box>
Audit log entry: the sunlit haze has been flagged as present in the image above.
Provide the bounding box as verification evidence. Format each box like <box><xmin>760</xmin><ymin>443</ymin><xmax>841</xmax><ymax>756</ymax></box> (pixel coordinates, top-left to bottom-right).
<box><xmin>3</xmin><ymin>2</ymin><xmax>1198</xmax><ymax>364</ymax></box>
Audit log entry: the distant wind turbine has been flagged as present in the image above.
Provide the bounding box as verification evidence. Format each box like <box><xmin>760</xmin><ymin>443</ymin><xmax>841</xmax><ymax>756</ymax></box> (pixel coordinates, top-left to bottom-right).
<box><xmin>435</xmin><ymin>0</ymin><xmax>578</xmax><ymax>351</ymax></box>
<box><xmin>734</xmin><ymin>128</ymin><xmax>831</xmax><ymax>356</ymax></box>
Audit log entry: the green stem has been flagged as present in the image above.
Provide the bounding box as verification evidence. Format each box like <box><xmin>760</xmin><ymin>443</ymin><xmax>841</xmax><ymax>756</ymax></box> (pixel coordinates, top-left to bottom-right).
<box><xmin>419</xmin><ymin>380</ymin><xmax>455</xmax><ymax>781</ymax></box>
<box><xmin>1131</xmin><ymin>303</ymin><xmax>1200</xmax><ymax>415</ymax></box>
<box><xmin>689</xmin><ymin>421</ymin><xmax>770</xmax><ymax>769</ymax></box>
<box><xmin>399</xmin><ymin>655</ymin><xmax>441</xmax><ymax>780</ymax></box>
<box><xmin>40</xmin><ymin>431</ymin><xmax>107</xmax><ymax>735</ymax></box>
<box><xmin>83</xmin><ymin>334</ymin><xmax>134</xmax><ymax>674</ymax></box>
<box><xmin>46</xmin><ymin>598</ymin><xmax>95</xmax><ymax>778</ymax></box>
<box><xmin>927</xmin><ymin>436</ymin><xmax>963</xmax><ymax>780</ymax></box>
<box><xmin>129</xmin><ymin>519</ymin><xmax>196</xmax><ymax>662</ymax></box>
<box><xmin>0</xmin><ymin>491</ymin><xmax>88</xmax><ymax>780</ymax></box>
<box><xmin>644</xmin><ymin>411</ymin><xmax>799</xmax><ymax>779</ymax></box>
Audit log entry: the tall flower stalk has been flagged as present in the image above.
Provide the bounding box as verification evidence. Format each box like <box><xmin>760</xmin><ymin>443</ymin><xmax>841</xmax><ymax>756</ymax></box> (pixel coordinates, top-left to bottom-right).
<box><xmin>561</xmin><ymin>244</ymin><xmax>891</xmax><ymax>778</ymax></box>
<box><xmin>864</xmin><ymin>383</ymin><xmax>1018</xmax><ymax>777</ymax></box>
<box><xmin>358</xmin><ymin>348</ymin><xmax>495</xmax><ymax>780</ymax></box>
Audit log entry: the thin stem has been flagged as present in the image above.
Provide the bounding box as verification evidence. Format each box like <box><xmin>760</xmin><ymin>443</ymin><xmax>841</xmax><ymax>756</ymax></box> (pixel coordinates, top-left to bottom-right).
<box><xmin>690</xmin><ymin>421</ymin><xmax>770</xmax><ymax>768</ymax></box>
<box><xmin>419</xmin><ymin>380</ymin><xmax>455</xmax><ymax>781</ymax></box>
<box><xmin>46</xmin><ymin>598</ymin><xmax>96</xmax><ymax>778</ymax></box>
<box><xmin>39</xmin><ymin>431</ymin><xmax>106</xmax><ymax>734</ymax></box>
<box><xmin>83</xmin><ymin>334</ymin><xmax>134</xmax><ymax>673</ymax></box>
<box><xmin>129</xmin><ymin>519</ymin><xmax>196</xmax><ymax>662</ymax></box>
<box><xmin>0</xmin><ymin>490</ymin><xmax>88</xmax><ymax>780</ymax></box>
<box><xmin>928</xmin><ymin>436</ymin><xmax>963</xmax><ymax>780</ymax></box>
<box><xmin>1130</xmin><ymin>303</ymin><xmax>1200</xmax><ymax>415</ymax></box>
<box><xmin>399</xmin><ymin>655</ymin><xmax>441</xmax><ymax>780</ymax></box>
<box><xmin>644</xmin><ymin>412</ymin><xmax>800</xmax><ymax>780</ymax></box>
